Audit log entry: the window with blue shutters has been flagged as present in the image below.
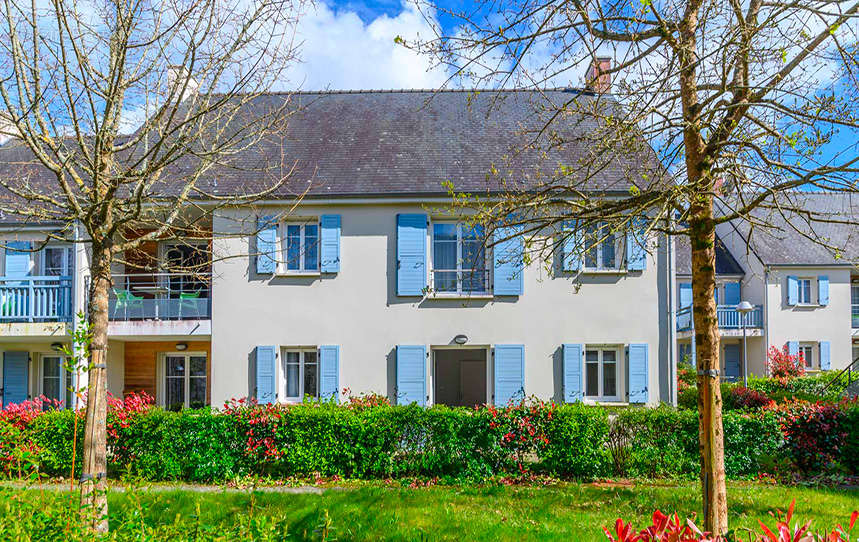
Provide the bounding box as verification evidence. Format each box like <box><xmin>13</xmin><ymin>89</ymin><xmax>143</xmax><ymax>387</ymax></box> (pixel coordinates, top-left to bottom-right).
<box><xmin>397</xmin><ymin>215</ymin><xmax>428</xmax><ymax>296</ymax></box>
<box><xmin>431</xmin><ymin>222</ymin><xmax>489</xmax><ymax>295</ymax></box>
<box><xmin>493</xmin><ymin>226</ymin><xmax>524</xmax><ymax>296</ymax></box>
<box><xmin>282</xmin><ymin>348</ymin><xmax>323</xmax><ymax>401</ymax></box>
<box><xmin>396</xmin><ymin>345</ymin><xmax>426</xmax><ymax>406</ymax></box>
<box><xmin>584</xmin><ymin>346</ymin><xmax>620</xmax><ymax>401</ymax></box>
<box><xmin>562</xmin><ymin>344</ymin><xmax>583</xmax><ymax>403</ymax></box>
<box><xmin>493</xmin><ymin>344</ymin><xmax>524</xmax><ymax>406</ymax></box>
<box><xmin>627</xmin><ymin>343</ymin><xmax>649</xmax><ymax>404</ymax></box>
<box><xmin>583</xmin><ymin>223</ymin><xmax>619</xmax><ymax>271</ymax></box>
<box><xmin>283</xmin><ymin>222</ymin><xmax>319</xmax><ymax>273</ymax></box>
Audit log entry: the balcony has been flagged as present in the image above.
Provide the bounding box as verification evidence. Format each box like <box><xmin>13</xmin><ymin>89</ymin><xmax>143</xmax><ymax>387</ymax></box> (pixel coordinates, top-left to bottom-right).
<box><xmin>108</xmin><ymin>273</ymin><xmax>211</xmax><ymax>321</ymax></box>
<box><xmin>0</xmin><ymin>276</ymin><xmax>73</xmax><ymax>322</ymax></box>
<box><xmin>677</xmin><ymin>304</ymin><xmax>763</xmax><ymax>332</ymax></box>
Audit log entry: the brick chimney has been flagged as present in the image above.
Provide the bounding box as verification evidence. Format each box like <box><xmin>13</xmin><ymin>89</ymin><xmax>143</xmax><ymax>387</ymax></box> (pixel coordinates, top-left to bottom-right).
<box><xmin>586</xmin><ymin>57</ymin><xmax>612</xmax><ymax>93</ymax></box>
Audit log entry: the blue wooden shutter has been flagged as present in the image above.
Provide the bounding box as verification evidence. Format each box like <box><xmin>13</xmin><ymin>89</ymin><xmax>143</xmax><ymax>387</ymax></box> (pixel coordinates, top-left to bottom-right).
<box><xmin>396</xmin><ymin>214</ymin><xmax>427</xmax><ymax>296</ymax></box>
<box><xmin>254</xmin><ymin>346</ymin><xmax>277</xmax><ymax>404</ymax></box>
<box><xmin>256</xmin><ymin>216</ymin><xmax>277</xmax><ymax>274</ymax></box>
<box><xmin>4</xmin><ymin>241</ymin><xmax>32</xmax><ymax>278</ymax></box>
<box><xmin>320</xmin><ymin>215</ymin><xmax>341</xmax><ymax>273</ymax></box>
<box><xmin>562</xmin><ymin>343</ymin><xmax>583</xmax><ymax>403</ymax></box>
<box><xmin>787</xmin><ymin>276</ymin><xmax>798</xmax><ymax>306</ymax></box>
<box><xmin>818</xmin><ymin>276</ymin><xmax>829</xmax><ymax>306</ymax></box>
<box><xmin>494</xmin><ymin>344</ymin><xmax>525</xmax><ymax>406</ymax></box>
<box><xmin>628</xmin><ymin>343</ymin><xmax>649</xmax><ymax>404</ymax></box>
<box><xmin>493</xmin><ymin>226</ymin><xmax>524</xmax><ymax>295</ymax></box>
<box><xmin>396</xmin><ymin>345</ymin><xmax>426</xmax><ymax>406</ymax></box>
<box><xmin>319</xmin><ymin>345</ymin><xmax>340</xmax><ymax>401</ymax></box>
<box><xmin>2</xmin><ymin>351</ymin><xmax>29</xmax><ymax>405</ymax></box>
<box><xmin>561</xmin><ymin>221</ymin><xmax>580</xmax><ymax>272</ymax></box>
<box><xmin>819</xmin><ymin>341</ymin><xmax>831</xmax><ymax>370</ymax></box>
<box><xmin>787</xmin><ymin>341</ymin><xmax>799</xmax><ymax>357</ymax></box>
<box><xmin>625</xmin><ymin>226</ymin><xmax>647</xmax><ymax>271</ymax></box>
<box><xmin>724</xmin><ymin>282</ymin><xmax>741</xmax><ymax>306</ymax></box>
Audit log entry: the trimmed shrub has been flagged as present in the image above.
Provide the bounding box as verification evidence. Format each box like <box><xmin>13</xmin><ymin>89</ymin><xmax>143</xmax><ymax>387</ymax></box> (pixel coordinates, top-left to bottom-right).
<box><xmin>842</xmin><ymin>403</ymin><xmax>859</xmax><ymax>473</ymax></box>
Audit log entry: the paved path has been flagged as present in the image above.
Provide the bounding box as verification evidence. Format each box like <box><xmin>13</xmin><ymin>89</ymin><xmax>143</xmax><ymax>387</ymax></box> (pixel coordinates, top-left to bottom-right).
<box><xmin>0</xmin><ymin>481</ymin><xmax>333</xmax><ymax>494</ymax></box>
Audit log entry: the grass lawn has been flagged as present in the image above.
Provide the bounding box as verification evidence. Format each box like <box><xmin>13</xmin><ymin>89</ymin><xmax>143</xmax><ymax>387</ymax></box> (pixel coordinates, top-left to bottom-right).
<box><xmin>2</xmin><ymin>481</ymin><xmax>857</xmax><ymax>541</ymax></box>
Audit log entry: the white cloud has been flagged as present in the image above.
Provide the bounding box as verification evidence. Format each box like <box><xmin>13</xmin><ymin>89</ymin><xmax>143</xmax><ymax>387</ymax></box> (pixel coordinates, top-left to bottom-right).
<box><xmin>288</xmin><ymin>1</ymin><xmax>448</xmax><ymax>90</ymax></box>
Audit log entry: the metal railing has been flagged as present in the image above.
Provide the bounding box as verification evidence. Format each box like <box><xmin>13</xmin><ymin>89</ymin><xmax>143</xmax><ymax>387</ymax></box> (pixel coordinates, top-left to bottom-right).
<box><xmin>108</xmin><ymin>272</ymin><xmax>211</xmax><ymax>321</ymax></box>
<box><xmin>0</xmin><ymin>276</ymin><xmax>73</xmax><ymax>322</ymax></box>
<box><xmin>677</xmin><ymin>304</ymin><xmax>763</xmax><ymax>331</ymax></box>
<box><xmin>820</xmin><ymin>356</ymin><xmax>859</xmax><ymax>397</ymax></box>
<box><xmin>429</xmin><ymin>268</ymin><xmax>491</xmax><ymax>296</ymax></box>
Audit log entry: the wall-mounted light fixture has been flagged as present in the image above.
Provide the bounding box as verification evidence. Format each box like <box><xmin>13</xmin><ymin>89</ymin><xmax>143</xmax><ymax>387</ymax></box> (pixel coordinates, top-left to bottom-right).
<box><xmin>453</xmin><ymin>334</ymin><xmax>468</xmax><ymax>345</ymax></box>
<box><xmin>175</xmin><ymin>342</ymin><xmax>188</xmax><ymax>351</ymax></box>
<box><xmin>50</xmin><ymin>342</ymin><xmax>64</xmax><ymax>352</ymax></box>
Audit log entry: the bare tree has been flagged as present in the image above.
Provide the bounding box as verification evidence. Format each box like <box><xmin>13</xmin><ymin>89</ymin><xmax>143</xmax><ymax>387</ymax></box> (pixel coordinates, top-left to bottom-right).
<box><xmin>404</xmin><ymin>0</ymin><xmax>859</xmax><ymax>533</ymax></box>
<box><xmin>0</xmin><ymin>0</ymin><xmax>307</xmax><ymax>531</ymax></box>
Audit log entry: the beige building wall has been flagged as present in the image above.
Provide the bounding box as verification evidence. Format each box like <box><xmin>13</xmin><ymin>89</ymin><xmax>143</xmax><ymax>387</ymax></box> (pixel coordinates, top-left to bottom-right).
<box><xmin>210</xmin><ymin>203</ymin><xmax>672</xmax><ymax>407</ymax></box>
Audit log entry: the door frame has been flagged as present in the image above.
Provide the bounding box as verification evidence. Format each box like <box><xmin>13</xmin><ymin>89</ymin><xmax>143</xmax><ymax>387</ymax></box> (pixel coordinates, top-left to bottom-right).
<box><xmin>429</xmin><ymin>345</ymin><xmax>490</xmax><ymax>407</ymax></box>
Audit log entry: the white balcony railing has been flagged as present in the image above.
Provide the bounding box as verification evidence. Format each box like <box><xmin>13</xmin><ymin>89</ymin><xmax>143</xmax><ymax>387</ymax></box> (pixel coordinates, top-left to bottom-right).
<box><xmin>677</xmin><ymin>304</ymin><xmax>763</xmax><ymax>332</ymax></box>
<box><xmin>108</xmin><ymin>273</ymin><xmax>211</xmax><ymax>321</ymax></box>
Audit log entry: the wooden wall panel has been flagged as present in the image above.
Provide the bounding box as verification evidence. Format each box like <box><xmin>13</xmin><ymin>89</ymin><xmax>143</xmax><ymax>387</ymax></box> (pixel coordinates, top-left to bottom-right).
<box><xmin>123</xmin><ymin>341</ymin><xmax>212</xmax><ymax>404</ymax></box>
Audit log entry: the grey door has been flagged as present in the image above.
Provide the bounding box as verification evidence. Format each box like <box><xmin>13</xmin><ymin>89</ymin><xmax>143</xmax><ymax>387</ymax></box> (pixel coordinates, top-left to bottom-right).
<box><xmin>724</xmin><ymin>344</ymin><xmax>741</xmax><ymax>381</ymax></box>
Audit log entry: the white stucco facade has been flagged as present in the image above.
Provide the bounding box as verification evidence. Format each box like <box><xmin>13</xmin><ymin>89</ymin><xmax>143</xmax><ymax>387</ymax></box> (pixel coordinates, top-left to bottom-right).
<box><xmin>210</xmin><ymin>203</ymin><xmax>674</xmax><ymax>407</ymax></box>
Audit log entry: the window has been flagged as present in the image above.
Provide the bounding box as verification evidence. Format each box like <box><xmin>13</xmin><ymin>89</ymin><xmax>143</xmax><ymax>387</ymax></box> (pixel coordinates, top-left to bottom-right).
<box><xmin>853</xmin><ymin>283</ymin><xmax>859</xmax><ymax>327</ymax></box>
<box><xmin>797</xmin><ymin>278</ymin><xmax>813</xmax><ymax>304</ymax></box>
<box><xmin>163</xmin><ymin>354</ymin><xmax>207</xmax><ymax>410</ymax></box>
<box><xmin>583</xmin><ymin>224</ymin><xmax>620</xmax><ymax>270</ymax></box>
<box><xmin>799</xmin><ymin>343</ymin><xmax>815</xmax><ymax>370</ymax></box>
<box><xmin>584</xmin><ymin>347</ymin><xmax>620</xmax><ymax>401</ymax></box>
<box><xmin>432</xmin><ymin>222</ymin><xmax>488</xmax><ymax>294</ymax></box>
<box><xmin>282</xmin><ymin>222</ymin><xmax>319</xmax><ymax>273</ymax></box>
<box><xmin>282</xmin><ymin>349</ymin><xmax>318</xmax><ymax>401</ymax></box>
<box><xmin>41</xmin><ymin>355</ymin><xmax>73</xmax><ymax>409</ymax></box>
<box><xmin>41</xmin><ymin>246</ymin><xmax>72</xmax><ymax>276</ymax></box>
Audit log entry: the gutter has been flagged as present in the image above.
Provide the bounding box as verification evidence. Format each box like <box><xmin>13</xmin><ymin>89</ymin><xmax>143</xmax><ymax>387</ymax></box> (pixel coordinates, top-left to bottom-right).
<box><xmin>667</xmin><ymin>228</ymin><xmax>677</xmax><ymax>406</ymax></box>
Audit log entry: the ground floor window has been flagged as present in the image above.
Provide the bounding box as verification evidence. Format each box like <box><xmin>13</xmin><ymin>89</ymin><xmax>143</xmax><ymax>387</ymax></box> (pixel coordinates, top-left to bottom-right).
<box><xmin>163</xmin><ymin>354</ymin><xmax>207</xmax><ymax>410</ymax></box>
<box><xmin>282</xmin><ymin>349</ymin><xmax>318</xmax><ymax>401</ymax></box>
<box><xmin>41</xmin><ymin>355</ymin><xmax>73</xmax><ymax>409</ymax></box>
<box><xmin>799</xmin><ymin>343</ymin><xmax>816</xmax><ymax>370</ymax></box>
<box><xmin>585</xmin><ymin>347</ymin><xmax>620</xmax><ymax>401</ymax></box>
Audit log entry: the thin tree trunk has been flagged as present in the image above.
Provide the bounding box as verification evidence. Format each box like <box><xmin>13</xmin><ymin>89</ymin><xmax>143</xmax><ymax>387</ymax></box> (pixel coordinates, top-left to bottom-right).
<box><xmin>689</xmin><ymin>196</ymin><xmax>728</xmax><ymax>534</ymax></box>
<box><xmin>80</xmin><ymin>243</ymin><xmax>111</xmax><ymax>533</ymax></box>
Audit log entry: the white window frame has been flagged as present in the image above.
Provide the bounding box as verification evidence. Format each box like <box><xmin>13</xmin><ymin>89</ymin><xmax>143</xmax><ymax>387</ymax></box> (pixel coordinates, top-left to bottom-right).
<box><xmin>583</xmin><ymin>223</ymin><xmax>623</xmax><ymax>271</ymax></box>
<box><xmin>799</xmin><ymin>343</ymin><xmax>816</xmax><ymax>370</ymax></box>
<box><xmin>583</xmin><ymin>345</ymin><xmax>622</xmax><ymax>402</ymax></box>
<box><xmin>157</xmin><ymin>352</ymin><xmax>208</xmax><ymax>409</ymax></box>
<box><xmin>280</xmin><ymin>348</ymin><xmax>319</xmax><ymax>402</ymax></box>
<box><xmin>39</xmin><ymin>353</ymin><xmax>73</xmax><ymax>408</ymax></box>
<box><xmin>430</xmin><ymin>221</ymin><xmax>490</xmax><ymax>296</ymax></box>
<box><xmin>279</xmin><ymin>220</ymin><xmax>320</xmax><ymax>274</ymax></box>
<box><xmin>40</xmin><ymin>245</ymin><xmax>73</xmax><ymax>277</ymax></box>
<box><xmin>797</xmin><ymin>277</ymin><xmax>814</xmax><ymax>305</ymax></box>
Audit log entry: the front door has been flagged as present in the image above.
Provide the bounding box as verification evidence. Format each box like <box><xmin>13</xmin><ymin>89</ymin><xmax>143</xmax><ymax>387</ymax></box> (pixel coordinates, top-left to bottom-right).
<box><xmin>2</xmin><ymin>351</ymin><xmax>29</xmax><ymax>406</ymax></box>
<box><xmin>724</xmin><ymin>344</ymin><xmax>741</xmax><ymax>381</ymax></box>
<box><xmin>459</xmin><ymin>359</ymin><xmax>487</xmax><ymax>407</ymax></box>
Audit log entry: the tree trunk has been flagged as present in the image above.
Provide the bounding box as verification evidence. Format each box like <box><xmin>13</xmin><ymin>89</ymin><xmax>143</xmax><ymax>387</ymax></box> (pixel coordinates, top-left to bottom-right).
<box><xmin>689</xmin><ymin>197</ymin><xmax>728</xmax><ymax>534</ymax></box>
<box><xmin>80</xmin><ymin>242</ymin><xmax>111</xmax><ymax>533</ymax></box>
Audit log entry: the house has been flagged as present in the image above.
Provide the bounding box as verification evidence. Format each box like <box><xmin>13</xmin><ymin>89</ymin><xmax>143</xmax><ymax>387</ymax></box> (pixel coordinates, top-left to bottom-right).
<box><xmin>675</xmin><ymin>192</ymin><xmax>859</xmax><ymax>379</ymax></box>
<box><xmin>0</xmin><ymin>87</ymin><xmax>677</xmax><ymax>409</ymax></box>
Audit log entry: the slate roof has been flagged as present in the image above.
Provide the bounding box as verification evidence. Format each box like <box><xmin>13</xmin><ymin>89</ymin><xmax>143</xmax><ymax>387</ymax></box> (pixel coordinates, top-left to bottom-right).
<box><xmin>0</xmin><ymin>89</ymin><xmax>661</xmax><ymax>204</ymax></box>
<box><xmin>723</xmin><ymin>192</ymin><xmax>859</xmax><ymax>266</ymax></box>
<box><xmin>674</xmin><ymin>234</ymin><xmax>745</xmax><ymax>276</ymax></box>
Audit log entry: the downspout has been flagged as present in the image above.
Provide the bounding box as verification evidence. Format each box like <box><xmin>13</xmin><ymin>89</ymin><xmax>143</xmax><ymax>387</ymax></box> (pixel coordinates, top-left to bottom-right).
<box><xmin>71</xmin><ymin>221</ymin><xmax>81</xmax><ymax>410</ymax></box>
<box><xmin>764</xmin><ymin>266</ymin><xmax>770</xmax><ymax>377</ymax></box>
<box><xmin>667</xmin><ymin>228</ymin><xmax>677</xmax><ymax>406</ymax></box>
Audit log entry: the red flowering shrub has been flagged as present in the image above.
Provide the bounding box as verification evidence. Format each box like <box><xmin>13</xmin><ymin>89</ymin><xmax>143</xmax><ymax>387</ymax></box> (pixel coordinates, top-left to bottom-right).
<box><xmin>767</xmin><ymin>399</ymin><xmax>850</xmax><ymax>473</ymax></box>
<box><xmin>483</xmin><ymin>397</ymin><xmax>556</xmax><ymax>474</ymax></box>
<box><xmin>728</xmin><ymin>387</ymin><xmax>774</xmax><ymax>410</ymax></box>
<box><xmin>0</xmin><ymin>396</ymin><xmax>62</xmax><ymax>429</ymax></box>
<box><xmin>767</xmin><ymin>346</ymin><xmax>806</xmax><ymax>385</ymax></box>
<box><xmin>105</xmin><ymin>391</ymin><xmax>154</xmax><ymax>439</ymax></box>
<box><xmin>605</xmin><ymin>501</ymin><xmax>858</xmax><ymax>542</ymax></box>
<box><xmin>342</xmin><ymin>388</ymin><xmax>390</xmax><ymax>410</ymax></box>
<box><xmin>677</xmin><ymin>361</ymin><xmax>697</xmax><ymax>393</ymax></box>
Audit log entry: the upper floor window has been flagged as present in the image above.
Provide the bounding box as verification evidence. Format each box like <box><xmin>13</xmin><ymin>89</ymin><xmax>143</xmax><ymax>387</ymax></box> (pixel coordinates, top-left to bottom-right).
<box><xmin>583</xmin><ymin>224</ymin><xmax>620</xmax><ymax>270</ymax></box>
<box><xmin>42</xmin><ymin>246</ymin><xmax>73</xmax><ymax>276</ymax></box>
<box><xmin>797</xmin><ymin>278</ymin><xmax>813</xmax><ymax>304</ymax></box>
<box><xmin>283</xmin><ymin>223</ymin><xmax>319</xmax><ymax>273</ymax></box>
<box><xmin>432</xmin><ymin>222</ymin><xmax>488</xmax><ymax>294</ymax></box>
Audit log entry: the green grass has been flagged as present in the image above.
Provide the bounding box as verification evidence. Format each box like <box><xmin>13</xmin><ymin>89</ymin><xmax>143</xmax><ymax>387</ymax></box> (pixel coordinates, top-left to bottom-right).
<box><xmin>1</xmin><ymin>481</ymin><xmax>857</xmax><ymax>541</ymax></box>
